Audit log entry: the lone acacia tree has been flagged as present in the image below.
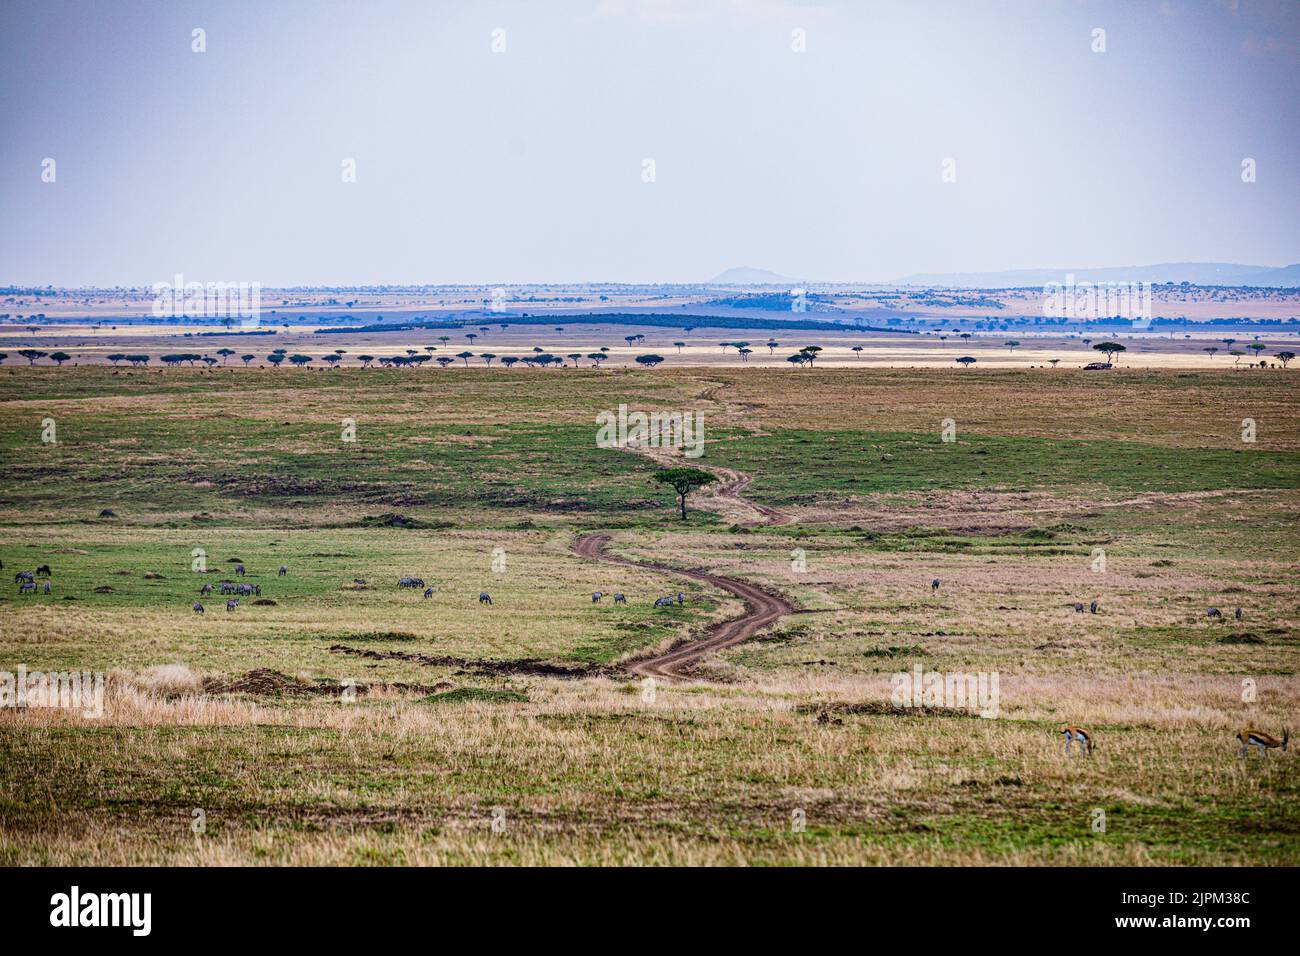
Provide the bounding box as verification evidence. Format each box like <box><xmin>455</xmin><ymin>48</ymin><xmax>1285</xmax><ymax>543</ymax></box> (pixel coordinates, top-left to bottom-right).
<box><xmin>653</xmin><ymin>467</ymin><xmax>717</xmax><ymax>520</ymax></box>
<box><xmin>1092</xmin><ymin>342</ymin><xmax>1126</xmax><ymax>366</ymax></box>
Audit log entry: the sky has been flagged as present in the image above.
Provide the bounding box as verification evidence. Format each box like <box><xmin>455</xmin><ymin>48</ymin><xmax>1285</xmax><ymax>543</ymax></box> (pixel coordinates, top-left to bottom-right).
<box><xmin>1</xmin><ymin>0</ymin><xmax>1297</xmax><ymax>286</ymax></box>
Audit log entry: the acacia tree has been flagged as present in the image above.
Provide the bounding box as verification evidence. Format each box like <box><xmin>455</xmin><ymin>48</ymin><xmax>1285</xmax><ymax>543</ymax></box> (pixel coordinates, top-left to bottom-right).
<box><xmin>1092</xmin><ymin>342</ymin><xmax>1126</xmax><ymax>366</ymax></box>
<box><xmin>635</xmin><ymin>354</ymin><xmax>664</xmax><ymax>367</ymax></box>
<box><xmin>289</xmin><ymin>354</ymin><xmax>313</xmax><ymax>367</ymax></box>
<box><xmin>49</xmin><ymin>351</ymin><xmax>72</xmax><ymax>366</ymax></box>
<box><xmin>1276</xmin><ymin>351</ymin><xmax>1295</xmax><ymax>368</ymax></box>
<box><xmin>955</xmin><ymin>356</ymin><xmax>976</xmax><ymax>369</ymax></box>
<box><xmin>1204</xmin><ymin>347</ymin><xmax>1219</xmax><ymax>359</ymax></box>
<box><xmin>18</xmin><ymin>349</ymin><xmax>48</xmax><ymax>365</ymax></box>
<box><xmin>653</xmin><ymin>467</ymin><xmax>717</xmax><ymax>520</ymax></box>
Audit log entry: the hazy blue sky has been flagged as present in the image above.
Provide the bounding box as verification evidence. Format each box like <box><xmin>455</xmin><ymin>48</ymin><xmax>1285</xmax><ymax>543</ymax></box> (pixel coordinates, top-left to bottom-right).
<box><xmin>2</xmin><ymin>0</ymin><xmax>1296</xmax><ymax>285</ymax></box>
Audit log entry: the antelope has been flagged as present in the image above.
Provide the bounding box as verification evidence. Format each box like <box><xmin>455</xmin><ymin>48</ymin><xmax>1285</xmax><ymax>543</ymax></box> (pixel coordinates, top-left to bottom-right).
<box><xmin>613</xmin><ymin>592</ymin><xmax>626</xmax><ymax>604</ymax></box>
<box><xmin>479</xmin><ymin>592</ymin><xmax>493</xmax><ymax>605</ymax></box>
<box><xmin>35</xmin><ymin>564</ymin><xmax>52</xmax><ymax>577</ymax></box>
<box><xmin>193</xmin><ymin>602</ymin><xmax>204</xmax><ymax>614</ymax></box>
<box><xmin>1060</xmin><ymin>725</ymin><xmax>1095</xmax><ymax>756</ymax></box>
<box><xmin>1237</xmin><ymin>728</ymin><xmax>1288</xmax><ymax>759</ymax></box>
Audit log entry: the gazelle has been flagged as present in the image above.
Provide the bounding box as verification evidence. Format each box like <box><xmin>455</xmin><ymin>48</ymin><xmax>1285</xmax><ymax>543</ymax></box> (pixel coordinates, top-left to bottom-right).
<box><xmin>1237</xmin><ymin>728</ymin><xmax>1289</xmax><ymax>759</ymax></box>
<box><xmin>1061</xmin><ymin>725</ymin><xmax>1095</xmax><ymax>756</ymax></box>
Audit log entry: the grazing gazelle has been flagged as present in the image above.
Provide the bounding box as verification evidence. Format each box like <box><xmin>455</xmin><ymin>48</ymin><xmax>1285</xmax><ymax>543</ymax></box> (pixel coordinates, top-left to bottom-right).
<box><xmin>1237</xmin><ymin>728</ymin><xmax>1289</xmax><ymax>759</ymax></box>
<box><xmin>1060</xmin><ymin>725</ymin><xmax>1095</xmax><ymax>756</ymax></box>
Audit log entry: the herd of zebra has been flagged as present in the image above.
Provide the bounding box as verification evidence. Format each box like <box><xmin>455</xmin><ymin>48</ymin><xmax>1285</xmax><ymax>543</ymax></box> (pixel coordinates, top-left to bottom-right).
<box><xmin>185</xmin><ymin>565</ymin><xmax>681</xmax><ymax>613</ymax></box>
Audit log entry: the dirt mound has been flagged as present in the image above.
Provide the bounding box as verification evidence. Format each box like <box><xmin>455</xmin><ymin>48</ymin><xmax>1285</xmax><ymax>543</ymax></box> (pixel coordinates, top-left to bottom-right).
<box><xmin>795</xmin><ymin>700</ymin><xmax>976</xmax><ymax>719</ymax></box>
<box><xmin>329</xmin><ymin>644</ymin><xmax>605</xmax><ymax>678</ymax></box>
<box><xmin>205</xmin><ymin>669</ymin><xmax>317</xmax><ymax>697</ymax></box>
<box><xmin>93</xmin><ymin>586</ymin><xmax>114</xmax><ymax>593</ymax></box>
<box><xmin>204</xmin><ymin>667</ymin><xmax>450</xmax><ymax>698</ymax></box>
<box><xmin>1218</xmin><ymin>632</ymin><xmax>1265</xmax><ymax>644</ymax></box>
<box><xmin>252</xmin><ymin>598</ymin><xmax>277</xmax><ymax>606</ymax></box>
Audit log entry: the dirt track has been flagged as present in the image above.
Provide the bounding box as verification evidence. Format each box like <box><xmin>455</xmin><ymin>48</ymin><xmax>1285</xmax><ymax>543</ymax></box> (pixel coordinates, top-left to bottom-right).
<box><xmin>573</xmin><ymin>533</ymin><xmax>796</xmax><ymax>680</ymax></box>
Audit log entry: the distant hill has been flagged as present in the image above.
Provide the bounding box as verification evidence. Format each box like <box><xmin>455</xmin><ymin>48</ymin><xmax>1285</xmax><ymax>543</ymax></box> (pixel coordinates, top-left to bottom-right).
<box><xmin>709</xmin><ymin>266</ymin><xmax>795</xmax><ymax>285</ymax></box>
<box><xmin>894</xmin><ymin>262</ymin><xmax>1300</xmax><ymax>289</ymax></box>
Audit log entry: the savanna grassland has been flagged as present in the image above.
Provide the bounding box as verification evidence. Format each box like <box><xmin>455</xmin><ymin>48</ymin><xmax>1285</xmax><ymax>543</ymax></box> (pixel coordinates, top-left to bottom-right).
<box><xmin>0</xmin><ymin>364</ymin><xmax>1297</xmax><ymax>865</ymax></box>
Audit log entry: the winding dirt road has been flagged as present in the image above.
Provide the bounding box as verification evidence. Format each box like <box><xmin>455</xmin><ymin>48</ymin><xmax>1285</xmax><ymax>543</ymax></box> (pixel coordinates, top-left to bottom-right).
<box><xmin>573</xmin><ymin>533</ymin><xmax>796</xmax><ymax>680</ymax></box>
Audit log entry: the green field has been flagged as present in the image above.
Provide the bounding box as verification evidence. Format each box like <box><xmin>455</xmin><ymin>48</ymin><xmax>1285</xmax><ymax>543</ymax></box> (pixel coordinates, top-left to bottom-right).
<box><xmin>1</xmin><ymin>366</ymin><xmax>1297</xmax><ymax>864</ymax></box>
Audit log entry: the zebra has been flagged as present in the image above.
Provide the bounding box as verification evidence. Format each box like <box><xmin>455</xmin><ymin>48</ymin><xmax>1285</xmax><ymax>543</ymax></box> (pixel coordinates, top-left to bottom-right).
<box><xmin>278</xmin><ymin>564</ymin><xmax>287</xmax><ymax>577</ymax></box>
<box><xmin>479</xmin><ymin>592</ymin><xmax>493</xmax><ymax>605</ymax></box>
<box><xmin>199</xmin><ymin>583</ymin><xmax>213</xmax><ymax>596</ymax></box>
<box><xmin>14</xmin><ymin>571</ymin><xmax>33</xmax><ymax>584</ymax></box>
<box><xmin>592</xmin><ymin>591</ymin><xmax>603</xmax><ymax>603</ymax></box>
<box><xmin>193</xmin><ymin>602</ymin><xmax>204</xmax><ymax>615</ymax></box>
<box><xmin>1207</xmin><ymin>607</ymin><xmax>1223</xmax><ymax>619</ymax></box>
<box><xmin>226</xmin><ymin>599</ymin><xmax>238</xmax><ymax>612</ymax></box>
<box><xmin>1089</xmin><ymin>601</ymin><xmax>1098</xmax><ymax>614</ymax></box>
<box><xmin>235</xmin><ymin>564</ymin><xmax>245</xmax><ymax>576</ymax></box>
<box><xmin>1073</xmin><ymin>602</ymin><xmax>1084</xmax><ymax>613</ymax></box>
<box><xmin>653</xmin><ymin>596</ymin><xmax>674</xmax><ymax>607</ymax></box>
<box><xmin>677</xmin><ymin>592</ymin><xmax>684</xmax><ymax>605</ymax></box>
<box><xmin>35</xmin><ymin>564</ymin><xmax>52</xmax><ymax>577</ymax></box>
<box><xmin>398</xmin><ymin>577</ymin><xmax>425</xmax><ymax>589</ymax></box>
<box><xmin>19</xmin><ymin>581</ymin><xmax>36</xmax><ymax>594</ymax></box>
<box><xmin>353</xmin><ymin>578</ymin><xmax>367</xmax><ymax>585</ymax></box>
<box><xmin>1235</xmin><ymin>607</ymin><xmax>1243</xmax><ymax>621</ymax></box>
<box><xmin>613</xmin><ymin>592</ymin><xmax>626</xmax><ymax>604</ymax></box>
<box><xmin>43</xmin><ymin>581</ymin><xmax>50</xmax><ymax>594</ymax></box>
<box><xmin>931</xmin><ymin>578</ymin><xmax>940</xmax><ymax>592</ymax></box>
<box><xmin>254</xmin><ymin>584</ymin><xmax>262</xmax><ymax>596</ymax></box>
<box><xmin>423</xmin><ymin>587</ymin><xmax>433</xmax><ymax>599</ymax></box>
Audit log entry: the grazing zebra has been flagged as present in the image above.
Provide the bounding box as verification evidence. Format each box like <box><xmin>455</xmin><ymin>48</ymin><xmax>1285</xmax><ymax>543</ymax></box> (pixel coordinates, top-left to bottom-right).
<box><xmin>353</xmin><ymin>578</ymin><xmax>367</xmax><ymax>585</ymax></box>
<box><xmin>1207</xmin><ymin>607</ymin><xmax>1223</xmax><ymax>619</ymax></box>
<box><xmin>423</xmin><ymin>587</ymin><xmax>433</xmax><ymax>599</ymax></box>
<box><xmin>613</xmin><ymin>592</ymin><xmax>626</xmax><ymax>604</ymax></box>
<box><xmin>14</xmin><ymin>571</ymin><xmax>34</xmax><ymax>584</ymax></box>
<box><xmin>35</xmin><ymin>564</ymin><xmax>52</xmax><ymax>577</ymax></box>
<box><xmin>1061</xmin><ymin>725</ymin><xmax>1095</xmax><ymax>756</ymax></box>
<box><xmin>235</xmin><ymin>564</ymin><xmax>245</xmax><ymax>576</ymax></box>
<box><xmin>1073</xmin><ymin>602</ymin><xmax>1084</xmax><ymax>613</ymax></box>
<box><xmin>677</xmin><ymin>592</ymin><xmax>684</xmax><ymax>605</ymax></box>
<box><xmin>226</xmin><ymin>599</ymin><xmax>238</xmax><ymax>612</ymax></box>
<box><xmin>931</xmin><ymin>578</ymin><xmax>940</xmax><ymax>591</ymax></box>
<box><xmin>1235</xmin><ymin>607</ymin><xmax>1243</xmax><ymax>620</ymax></box>
<box><xmin>398</xmin><ymin>576</ymin><xmax>425</xmax><ymax>589</ymax></box>
<box><xmin>653</xmin><ymin>596</ymin><xmax>674</xmax><ymax>607</ymax></box>
<box><xmin>199</xmin><ymin>583</ymin><xmax>213</xmax><ymax>596</ymax></box>
<box><xmin>479</xmin><ymin>592</ymin><xmax>493</xmax><ymax>605</ymax></box>
<box><xmin>278</xmin><ymin>565</ymin><xmax>288</xmax><ymax>577</ymax></box>
<box><xmin>18</xmin><ymin>581</ymin><xmax>36</xmax><ymax>594</ymax></box>
<box><xmin>592</xmin><ymin>591</ymin><xmax>602</xmax><ymax>603</ymax></box>
<box><xmin>1237</xmin><ymin>728</ymin><xmax>1288</xmax><ymax>759</ymax></box>
<box><xmin>1089</xmin><ymin>601</ymin><xmax>1098</xmax><ymax>614</ymax></box>
<box><xmin>193</xmin><ymin>602</ymin><xmax>204</xmax><ymax>614</ymax></box>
